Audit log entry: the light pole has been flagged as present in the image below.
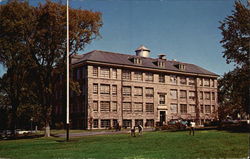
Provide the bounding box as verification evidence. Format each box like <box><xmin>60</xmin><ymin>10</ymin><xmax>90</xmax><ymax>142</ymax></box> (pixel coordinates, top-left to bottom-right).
<box><xmin>66</xmin><ymin>0</ymin><xmax>70</xmax><ymax>141</ymax></box>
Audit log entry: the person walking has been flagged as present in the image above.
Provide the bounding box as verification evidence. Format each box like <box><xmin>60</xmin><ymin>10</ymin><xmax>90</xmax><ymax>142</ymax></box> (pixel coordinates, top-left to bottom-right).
<box><xmin>138</xmin><ymin>124</ymin><xmax>143</xmax><ymax>136</ymax></box>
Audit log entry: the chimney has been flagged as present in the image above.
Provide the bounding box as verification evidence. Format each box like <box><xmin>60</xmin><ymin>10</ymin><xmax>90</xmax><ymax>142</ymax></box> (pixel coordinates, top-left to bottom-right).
<box><xmin>158</xmin><ymin>54</ymin><xmax>166</xmax><ymax>60</ymax></box>
<box><xmin>135</xmin><ymin>45</ymin><xmax>150</xmax><ymax>57</ymax></box>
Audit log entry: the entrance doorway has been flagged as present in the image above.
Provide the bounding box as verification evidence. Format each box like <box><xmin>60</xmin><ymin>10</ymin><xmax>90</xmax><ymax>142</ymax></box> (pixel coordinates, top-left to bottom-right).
<box><xmin>160</xmin><ymin>111</ymin><xmax>166</xmax><ymax>126</ymax></box>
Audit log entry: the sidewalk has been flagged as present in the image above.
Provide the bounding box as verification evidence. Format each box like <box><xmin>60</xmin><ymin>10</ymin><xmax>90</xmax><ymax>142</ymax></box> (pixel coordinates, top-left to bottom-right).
<box><xmin>55</xmin><ymin>128</ymin><xmax>154</xmax><ymax>138</ymax></box>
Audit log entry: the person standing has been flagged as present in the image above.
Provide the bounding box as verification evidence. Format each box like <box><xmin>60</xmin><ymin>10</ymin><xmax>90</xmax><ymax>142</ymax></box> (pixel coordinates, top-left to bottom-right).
<box><xmin>138</xmin><ymin>124</ymin><xmax>143</xmax><ymax>136</ymax></box>
<box><xmin>190</xmin><ymin>120</ymin><xmax>195</xmax><ymax>136</ymax></box>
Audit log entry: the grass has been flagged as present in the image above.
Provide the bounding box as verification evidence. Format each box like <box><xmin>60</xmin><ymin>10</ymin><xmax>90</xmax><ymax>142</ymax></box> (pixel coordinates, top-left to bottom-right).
<box><xmin>0</xmin><ymin>130</ymin><xmax>248</xmax><ymax>159</ymax></box>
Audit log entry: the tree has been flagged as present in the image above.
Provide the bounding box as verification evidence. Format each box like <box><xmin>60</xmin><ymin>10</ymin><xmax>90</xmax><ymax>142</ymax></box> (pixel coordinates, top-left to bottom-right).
<box><xmin>0</xmin><ymin>0</ymin><xmax>102</xmax><ymax>137</ymax></box>
<box><xmin>218</xmin><ymin>1</ymin><xmax>250</xmax><ymax>119</ymax></box>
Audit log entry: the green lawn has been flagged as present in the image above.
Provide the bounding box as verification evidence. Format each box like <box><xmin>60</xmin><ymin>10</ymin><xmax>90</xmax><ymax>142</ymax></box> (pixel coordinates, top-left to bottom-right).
<box><xmin>0</xmin><ymin>130</ymin><xmax>248</xmax><ymax>159</ymax></box>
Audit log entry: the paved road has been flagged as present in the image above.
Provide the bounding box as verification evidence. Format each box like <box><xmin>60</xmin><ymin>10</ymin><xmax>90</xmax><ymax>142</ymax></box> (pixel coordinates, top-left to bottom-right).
<box><xmin>56</xmin><ymin>128</ymin><xmax>155</xmax><ymax>138</ymax></box>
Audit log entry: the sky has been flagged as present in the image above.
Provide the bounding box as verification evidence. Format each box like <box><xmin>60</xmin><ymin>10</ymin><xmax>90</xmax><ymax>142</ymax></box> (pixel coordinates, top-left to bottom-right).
<box><xmin>0</xmin><ymin>0</ymin><xmax>240</xmax><ymax>76</ymax></box>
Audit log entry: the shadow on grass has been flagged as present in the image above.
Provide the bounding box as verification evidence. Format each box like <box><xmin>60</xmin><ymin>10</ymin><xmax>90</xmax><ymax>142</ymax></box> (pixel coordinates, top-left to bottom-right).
<box><xmin>0</xmin><ymin>134</ymin><xmax>44</xmax><ymax>141</ymax></box>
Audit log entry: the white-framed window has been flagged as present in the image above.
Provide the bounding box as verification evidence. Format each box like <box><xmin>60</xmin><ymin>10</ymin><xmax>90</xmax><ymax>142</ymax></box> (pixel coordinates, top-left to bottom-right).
<box><xmin>200</xmin><ymin>104</ymin><xmax>204</xmax><ymax>113</ymax></box>
<box><xmin>180</xmin><ymin>90</ymin><xmax>187</xmax><ymax>99</ymax></box>
<box><xmin>205</xmin><ymin>105</ymin><xmax>211</xmax><ymax>114</ymax></box>
<box><xmin>170</xmin><ymin>103</ymin><xmax>178</xmax><ymax>113</ymax></box>
<box><xmin>212</xmin><ymin>92</ymin><xmax>215</xmax><ymax>100</ymax></box>
<box><xmin>204</xmin><ymin>78</ymin><xmax>210</xmax><ymax>87</ymax></box>
<box><xmin>189</xmin><ymin>104</ymin><xmax>196</xmax><ymax>113</ymax></box>
<box><xmin>101</xmin><ymin>119</ymin><xmax>110</xmax><ymax>128</ymax></box>
<box><xmin>170</xmin><ymin>75</ymin><xmax>177</xmax><ymax>84</ymax></box>
<box><xmin>159</xmin><ymin>94</ymin><xmax>165</xmax><ymax>104</ymax></box>
<box><xmin>122</xmin><ymin>70</ymin><xmax>131</xmax><ymax>80</ymax></box>
<box><xmin>205</xmin><ymin>92</ymin><xmax>210</xmax><ymax>100</ymax></box>
<box><xmin>100</xmin><ymin>101</ymin><xmax>110</xmax><ymax>112</ymax></box>
<box><xmin>123</xmin><ymin>102</ymin><xmax>132</xmax><ymax>112</ymax></box>
<box><xmin>93</xmin><ymin>84</ymin><xmax>98</xmax><ymax>94</ymax></box>
<box><xmin>170</xmin><ymin>89</ymin><xmax>177</xmax><ymax>99</ymax></box>
<box><xmin>100</xmin><ymin>84</ymin><xmax>110</xmax><ymax>94</ymax></box>
<box><xmin>199</xmin><ymin>78</ymin><xmax>203</xmax><ymax>86</ymax></box>
<box><xmin>146</xmin><ymin>103</ymin><xmax>154</xmax><ymax>112</ymax></box>
<box><xmin>112</xmin><ymin>68</ymin><xmax>117</xmax><ymax>79</ymax></box>
<box><xmin>180</xmin><ymin>76</ymin><xmax>187</xmax><ymax>85</ymax></box>
<box><xmin>134</xmin><ymin>87</ymin><xmax>143</xmax><ymax>96</ymax></box>
<box><xmin>145</xmin><ymin>72</ymin><xmax>153</xmax><ymax>82</ymax></box>
<box><xmin>112</xmin><ymin>101</ymin><xmax>117</xmax><ymax>112</ymax></box>
<box><xmin>145</xmin><ymin>87</ymin><xmax>154</xmax><ymax>97</ymax></box>
<box><xmin>112</xmin><ymin>85</ymin><xmax>117</xmax><ymax>95</ymax></box>
<box><xmin>134</xmin><ymin>102</ymin><xmax>143</xmax><ymax>112</ymax></box>
<box><xmin>93</xmin><ymin>101</ymin><xmax>98</xmax><ymax>111</ymax></box>
<box><xmin>159</xmin><ymin>74</ymin><xmax>165</xmax><ymax>83</ymax></box>
<box><xmin>189</xmin><ymin>77</ymin><xmax>195</xmax><ymax>85</ymax></box>
<box><xmin>134</xmin><ymin>72</ymin><xmax>142</xmax><ymax>81</ymax></box>
<box><xmin>200</xmin><ymin>91</ymin><xmax>203</xmax><ymax>100</ymax></box>
<box><xmin>189</xmin><ymin>91</ymin><xmax>196</xmax><ymax>100</ymax></box>
<box><xmin>122</xmin><ymin>86</ymin><xmax>131</xmax><ymax>96</ymax></box>
<box><xmin>211</xmin><ymin>79</ymin><xmax>215</xmax><ymax>87</ymax></box>
<box><xmin>180</xmin><ymin>104</ymin><xmax>187</xmax><ymax>114</ymax></box>
<box><xmin>93</xmin><ymin>119</ymin><xmax>98</xmax><ymax>128</ymax></box>
<box><xmin>93</xmin><ymin>67</ymin><xmax>98</xmax><ymax>77</ymax></box>
<box><xmin>100</xmin><ymin>68</ymin><xmax>110</xmax><ymax>78</ymax></box>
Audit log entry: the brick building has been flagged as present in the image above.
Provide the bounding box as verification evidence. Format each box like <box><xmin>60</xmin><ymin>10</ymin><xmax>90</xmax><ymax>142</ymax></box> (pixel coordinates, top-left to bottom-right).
<box><xmin>54</xmin><ymin>45</ymin><xmax>219</xmax><ymax>129</ymax></box>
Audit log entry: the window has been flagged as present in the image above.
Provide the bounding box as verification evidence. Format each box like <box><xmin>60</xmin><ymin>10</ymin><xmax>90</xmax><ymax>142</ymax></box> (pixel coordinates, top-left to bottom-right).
<box><xmin>211</xmin><ymin>79</ymin><xmax>215</xmax><ymax>87</ymax></box>
<box><xmin>134</xmin><ymin>72</ymin><xmax>142</xmax><ymax>81</ymax></box>
<box><xmin>189</xmin><ymin>104</ymin><xmax>196</xmax><ymax>113</ymax></box>
<box><xmin>146</xmin><ymin>103</ymin><xmax>154</xmax><ymax>112</ymax></box>
<box><xmin>212</xmin><ymin>105</ymin><xmax>215</xmax><ymax>113</ymax></box>
<box><xmin>146</xmin><ymin>119</ymin><xmax>154</xmax><ymax>127</ymax></box>
<box><xmin>93</xmin><ymin>84</ymin><xmax>98</xmax><ymax>94</ymax></box>
<box><xmin>189</xmin><ymin>91</ymin><xmax>196</xmax><ymax>100</ymax></box>
<box><xmin>123</xmin><ymin>102</ymin><xmax>132</xmax><ymax>112</ymax></box>
<box><xmin>205</xmin><ymin>105</ymin><xmax>211</xmax><ymax>113</ymax></box>
<box><xmin>159</xmin><ymin>94</ymin><xmax>165</xmax><ymax>104</ymax></box>
<box><xmin>113</xmin><ymin>119</ymin><xmax>118</xmax><ymax>128</ymax></box>
<box><xmin>133</xmin><ymin>58</ymin><xmax>142</xmax><ymax>64</ymax></box>
<box><xmin>122</xmin><ymin>70</ymin><xmax>131</xmax><ymax>80</ymax></box>
<box><xmin>93</xmin><ymin>101</ymin><xmax>98</xmax><ymax>111</ymax></box>
<box><xmin>100</xmin><ymin>68</ymin><xmax>110</xmax><ymax>78</ymax></box>
<box><xmin>134</xmin><ymin>87</ymin><xmax>143</xmax><ymax>96</ymax></box>
<box><xmin>134</xmin><ymin>102</ymin><xmax>143</xmax><ymax>112</ymax></box>
<box><xmin>122</xmin><ymin>86</ymin><xmax>131</xmax><ymax>96</ymax></box>
<box><xmin>112</xmin><ymin>69</ymin><xmax>117</xmax><ymax>79</ymax></box>
<box><xmin>135</xmin><ymin>119</ymin><xmax>143</xmax><ymax>127</ymax></box>
<box><xmin>189</xmin><ymin>77</ymin><xmax>195</xmax><ymax>85</ymax></box>
<box><xmin>93</xmin><ymin>119</ymin><xmax>98</xmax><ymax>128</ymax></box>
<box><xmin>93</xmin><ymin>67</ymin><xmax>98</xmax><ymax>77</ymax></box>
<box><xmin>205</xmin><ymin>92</ymin><xmax>210</xmax><ymax>100</ymax></box>
<box><xmin>170</xmin><ymin>103</ymin><xmax>178</xmax><ymax>113</ymax></box>
<box><xmin>200</xmin><ymin>105</ymin><xmax>204</xmax><ymax>113</ymax></box>
<box><xmin>100</xmin><ymin>101</ymin><xmax>110</xmax><ymax>112</ymax></box>
<box><xmin>112</xmin><ymin>101</ymin><xmax>117</xmax><ymax>112</ymax></box>
<box><xmin>146</xmin><ymin>87</ymin><xmax>154</xmax><ymax>97</ymax></box>
<box><xmin>157</xmin><ymin>61</ymin><xmax>165</xmax><ymax>68</ymax></box>
<box><xmin>180</xmin><ymin>76</ymin><xmax>187</xmax><ymax>85</ymax></box>
<box><xmin>101</xmin><ymin>119</ymin><xmax>110</xmax><ymax>128</ymax></box>
<box><xmin>100</xmin><ymin>84</ymin><xmax>110</xmax><ymax>94</ymax></box>
<box><xmin>123</xmin><ymin>120</ymin><xmax>132</xmax><ymax>128</ymax></box>
<box><xmin>180</xmin><ymin>90</ymin><xmax>187</xmax><ymax>99</ymax></box>
<box><xmin>199</xmin><ymin>78</ymin><xmax>203</xmax><ymax>86</ymax></box>
<box><xmin>170</xmin><ymin>75</ymin><xmax>177</xmax><ymax>84</ymax></box>
<box><xmin>170</xmin><ymin>89</ymin><xmax>177</xmax><ymax>99</ymax></box>
<box><xmin>204</xmin><ymin>78</ymin><xmax>210</xmax><ymax>87</ymax></box>
<box><xmin>112</xmin><ymin>85</ymin><xmax>117</xmax><ymax>95</ymax></box>
<box><xmin>180</xmin><ymin>104</ymin><xmax>187</xmax><ymax>114</ymax></box>
<box><xmin>159</xmin><ymin>74</ymin><xmax>165</xmax><ymax>83</ymax></box>
<box><xmin>200</xmin><ymin>91</ymin><xmax>203</xmax><ymax>100</ymax></box>
<box><xmin>212</xmin><ymin>92</ymin><xmax>215</xmax><ymax>100</ymax></box>
<box><xmin>145</xmin><ymin>73</ymin><xmax>153</xmax><ymax>82</ymax></box>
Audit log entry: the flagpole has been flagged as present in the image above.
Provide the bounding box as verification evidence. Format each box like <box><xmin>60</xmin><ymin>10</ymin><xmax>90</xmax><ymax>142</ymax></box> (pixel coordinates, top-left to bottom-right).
<box><xmin>66</xmin><ymin>0</ymin><xmax>70</xmax><ymax>141</ymax></box>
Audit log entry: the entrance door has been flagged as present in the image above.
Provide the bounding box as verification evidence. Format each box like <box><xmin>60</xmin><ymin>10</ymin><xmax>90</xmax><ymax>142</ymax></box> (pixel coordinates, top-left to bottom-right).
<box><xmin>160</xmin><ymin>111</ymin><xmax>166</xmax><ymax>126</ymax></box>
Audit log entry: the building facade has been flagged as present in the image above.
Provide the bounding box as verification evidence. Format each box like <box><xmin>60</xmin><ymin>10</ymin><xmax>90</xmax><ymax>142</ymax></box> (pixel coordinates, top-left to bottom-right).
<box><xmin>54</xmin><ymin>46</ymin><xmax>219</xmax><ymax>129</ymax></box>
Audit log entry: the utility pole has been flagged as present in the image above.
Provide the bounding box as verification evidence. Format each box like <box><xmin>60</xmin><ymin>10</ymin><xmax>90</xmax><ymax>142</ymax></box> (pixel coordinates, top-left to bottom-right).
<box><xmin>66</xmin><ymin>0</ymin><xmax>70</xmax><ymax>141</ymax></box>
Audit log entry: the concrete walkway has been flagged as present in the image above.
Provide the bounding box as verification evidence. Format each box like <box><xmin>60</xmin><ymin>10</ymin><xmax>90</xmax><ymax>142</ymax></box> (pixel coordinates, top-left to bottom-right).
<box><xmin>55</xmin><ymin>128</ymin><xmax>155</xmax><ymax>138</ymax></box>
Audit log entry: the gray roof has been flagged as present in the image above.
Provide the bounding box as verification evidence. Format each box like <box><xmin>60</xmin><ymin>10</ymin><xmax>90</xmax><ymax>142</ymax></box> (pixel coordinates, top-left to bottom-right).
<box><xmin>72</xmin><ymin>50</ymin><xmax>218</xmax><ymax>77</ymax></box>
<box><xmin>135</xmin><ymin>45</ymin><xmax>150</xmax><ymax>52</ymax></box>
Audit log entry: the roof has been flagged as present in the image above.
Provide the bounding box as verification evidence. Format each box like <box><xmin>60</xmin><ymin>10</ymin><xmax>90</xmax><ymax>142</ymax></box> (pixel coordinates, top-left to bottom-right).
<box><xmin>135</xmin><ymin>45</ymin><xmax>150</xmax><ymax>52</ymax></box>
<box><xmin>72</xmin><ymin>50</ymin><xmax>218</xmax><ymax>77</ymax></box>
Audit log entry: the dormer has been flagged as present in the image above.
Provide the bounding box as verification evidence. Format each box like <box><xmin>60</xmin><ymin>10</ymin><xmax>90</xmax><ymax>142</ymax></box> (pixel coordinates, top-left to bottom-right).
<box><xmin>154</xmin><ymin>60</ymin><xmax>166</xmax><ymax>68</ymax></box>
<box><xmin>130</xmin><ymin>57</ymin><xmax>142</xmax><ymax>65</ymax></box>
<box><xmin>175</xmin><ymin>63</ymin><xmax>185</xmax><ymax>71</ymax></box>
